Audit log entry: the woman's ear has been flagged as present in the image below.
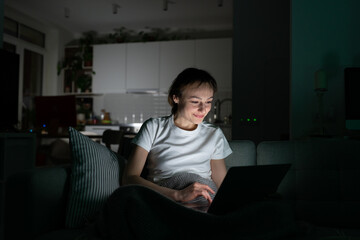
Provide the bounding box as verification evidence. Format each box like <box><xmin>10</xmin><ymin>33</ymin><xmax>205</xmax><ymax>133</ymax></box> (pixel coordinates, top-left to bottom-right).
<box><xmin>173</xmin><ymin>95</ymin><xmax>179</xmax><ymax>104</ymax></box>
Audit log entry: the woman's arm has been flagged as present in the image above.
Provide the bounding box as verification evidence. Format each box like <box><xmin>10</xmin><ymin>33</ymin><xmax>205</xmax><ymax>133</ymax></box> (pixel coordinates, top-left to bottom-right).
<box><xmin>122</xmin><ymin>145</ymin><xmax>177</xmax><ymax>199</ymax></box>
<box><xmin>123</xmin><ymin>145</ymin><xmax>215</xmax><ymax>203</ymax></box>
<box><xmin>210</xmin><ymin>159</ymin><xmax>227</xmax><ymax>188</ymax></box>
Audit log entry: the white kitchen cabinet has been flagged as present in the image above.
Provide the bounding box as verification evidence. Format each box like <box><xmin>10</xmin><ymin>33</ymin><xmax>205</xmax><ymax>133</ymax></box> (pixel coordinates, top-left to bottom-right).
<box><xmin>92</xmin><ymin>44</ymin><xmax>126</xmax><ymax>93</ymax></box>
<box><xmin>195</xmin><ymin>38</ymin><xmax>232</xmax><ymax>92</ymax></box>
<box><xmin>91</xmin><ymin>38</ymin><xmax>232</xmax><ymax>94</ymax></box>
<box><xmin>159</xmin><ymin>40</ymin><xmax>196</xmax><ymax>93</ymax></box>
<box><xmin>126</xmin><ymin>42</ymin><xmax>160</xmax><ymax>91</ymax></box>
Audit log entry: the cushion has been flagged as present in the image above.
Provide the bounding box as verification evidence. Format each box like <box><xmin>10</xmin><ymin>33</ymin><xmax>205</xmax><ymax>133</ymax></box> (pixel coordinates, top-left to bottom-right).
<box><xmin>66</xmin><ymin>127</ymin><xmax>120</xmax><ymax>228</ymax></box>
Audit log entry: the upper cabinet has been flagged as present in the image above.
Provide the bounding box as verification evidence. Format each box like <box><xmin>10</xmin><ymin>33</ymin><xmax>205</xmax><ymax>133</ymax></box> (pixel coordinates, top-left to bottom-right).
<box><xmin>91</xmin><ymin>38</ymin><xmax>232</xmax><ymax>94</ymax></box>
<box><xmin>92</xmin><ymin>44</ymin><xmax>126</xmax><ymax>93</ymax></box>
<box><xmin>159</xmin><ymin>40</ymin><xmax>196</xmax><ymax>93</ymax></box>
<box><xmin>126</xmin><ymin>42</ymin><xmax>160</xmax><ymax>91</ymax></box>
<box><xmin>195</xmin><ymin>38</ymin><xmax>233</xmax><ymax>92</ymax></box>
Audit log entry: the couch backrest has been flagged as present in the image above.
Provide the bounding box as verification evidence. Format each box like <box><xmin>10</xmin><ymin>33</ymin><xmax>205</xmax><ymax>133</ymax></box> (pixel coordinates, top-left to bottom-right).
<box><xmin>5</xmin><ymin>166</ymin><xmax>70</xmax><ymax>239</ymax></box>
<box><xmin>225</xmin><ymin>140</ymin><xmax>256</xmax><ymax>169</ymax></box>
<box><xmin>256</xmin><ymin>139</ymin><xmax>360</xmax><ymax>228</ymax></box>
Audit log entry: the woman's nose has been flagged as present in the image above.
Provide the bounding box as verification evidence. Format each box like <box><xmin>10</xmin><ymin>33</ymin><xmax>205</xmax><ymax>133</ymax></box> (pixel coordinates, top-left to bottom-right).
<box><xmin>198</xmin><ymin>103</ymin><xmax>207</xmax><ymax>113</ymax></box>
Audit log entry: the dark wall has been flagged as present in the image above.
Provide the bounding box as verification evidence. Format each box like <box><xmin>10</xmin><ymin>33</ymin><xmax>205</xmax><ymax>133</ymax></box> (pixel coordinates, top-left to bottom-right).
<box><xmin>290</xmin><ymin>0</ymin><xmax>360</xmax><ymax>139</ymax></box>
<box><xmin>232</xmin><ymin>0</ymin><xmax>290</xmax><ymax>144</ymax></box>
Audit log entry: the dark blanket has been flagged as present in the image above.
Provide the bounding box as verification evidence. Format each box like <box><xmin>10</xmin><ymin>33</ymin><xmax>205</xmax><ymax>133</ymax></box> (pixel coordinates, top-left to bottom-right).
<box><xmin>157</xmin><ymin>172</ymin><xmax>218</xmax><ymax>205</ymax></box>
<box><xmin>82</xmin><ymin>185</ymin><xmax>299</xmax><ymax>240</ymax></box>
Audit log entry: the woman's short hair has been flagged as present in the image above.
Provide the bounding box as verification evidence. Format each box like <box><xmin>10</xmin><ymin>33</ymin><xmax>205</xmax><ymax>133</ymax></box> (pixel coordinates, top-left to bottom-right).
<box><xmin>167</xmin><ymin>68</ymin><xmax>217</xmax><ymax>115</ymax></box>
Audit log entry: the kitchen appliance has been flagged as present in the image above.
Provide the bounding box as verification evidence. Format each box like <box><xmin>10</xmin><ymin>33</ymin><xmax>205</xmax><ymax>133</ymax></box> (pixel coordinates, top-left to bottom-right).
<box><xmin>119</xmin><ymin>123</ymin><xmax>142</xmax><ymax>136</ymax></box>
<box><xmin>84</xmin><ymin>125</ymin><xmax>120</xmax><ymax>136</ymax></box>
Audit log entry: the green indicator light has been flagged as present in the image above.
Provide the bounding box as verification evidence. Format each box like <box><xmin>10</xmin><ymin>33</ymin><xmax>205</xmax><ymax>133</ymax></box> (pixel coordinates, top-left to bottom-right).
<box><xmin>253</xmin><ymin>118</ymin><xmax>257</xmax><ymax>122</ymax></box>
<box><xmin>247</xmin><ymin>118</ymin><xmax>250</xmax><ymax>122</ymax></box>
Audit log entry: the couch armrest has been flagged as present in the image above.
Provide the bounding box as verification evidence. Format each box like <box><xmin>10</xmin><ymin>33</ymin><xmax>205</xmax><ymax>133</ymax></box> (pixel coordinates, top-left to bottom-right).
<box><xmin>5</xmin><ymin>166</ymin><xmax>70</xmax><ymax>240</ymax></box>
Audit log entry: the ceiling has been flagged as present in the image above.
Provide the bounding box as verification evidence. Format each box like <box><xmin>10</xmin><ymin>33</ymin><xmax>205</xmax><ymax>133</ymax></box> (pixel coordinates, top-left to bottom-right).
<box><xmin>4</xmin><ymin>0</ymin><xmax>233</xmax><ymax>36</ymax></box>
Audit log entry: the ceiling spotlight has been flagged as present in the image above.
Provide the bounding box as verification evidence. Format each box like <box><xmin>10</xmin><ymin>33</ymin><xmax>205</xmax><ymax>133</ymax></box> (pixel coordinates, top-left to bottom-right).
<box><xmin>218</xmin><ymin>0</ymin><xmax>223</xmax><ymax>7</ymax></box>
<box><xmin>64</xmin><ymin>7</ymin><xmax>70</xmax><ymax>18</ymax></box>
<box><xmin>113</xmin><ymin>3</ymin><xmax>121</xmax><ymax>14</ymax></box>
<box><xmin>163</xmin><ymin>0</ymin><xmax>175</xmax><ymax>11</ymax></box>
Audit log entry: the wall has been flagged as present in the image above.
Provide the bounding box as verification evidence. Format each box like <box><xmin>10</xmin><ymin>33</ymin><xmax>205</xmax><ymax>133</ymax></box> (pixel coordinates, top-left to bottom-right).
<box><xmin>233</xmin><ymin>0</ymin><xmax>360</xmax><ymax>142</ymax></box>
<box><xmin>232</xmin><ymin>0</ymin><xmax>290</xmax><ymax>144</ymax></box>
<box><xmin>291</xmin><ymin>0</ymin><xmax>360</xmax><ymax>139</ymax></box>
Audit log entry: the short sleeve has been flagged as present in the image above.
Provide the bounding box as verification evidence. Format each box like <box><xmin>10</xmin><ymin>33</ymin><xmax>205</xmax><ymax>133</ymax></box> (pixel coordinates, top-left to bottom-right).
<box><xmin>210</xmin><ymin>129</ymin><xmax>232</xmax><ymax>160</ymax></box>
<box><xmin>131</xmin><ymin>119</ymin><xmax>154</xmax><ymax>152</ymax></box>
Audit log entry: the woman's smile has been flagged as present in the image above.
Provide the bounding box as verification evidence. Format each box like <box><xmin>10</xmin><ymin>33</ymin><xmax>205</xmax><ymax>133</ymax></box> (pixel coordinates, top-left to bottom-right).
<box><xmin>194</xmin><ymin>114</ymin><xmax>205</xmax><ymax>119</ymax></box>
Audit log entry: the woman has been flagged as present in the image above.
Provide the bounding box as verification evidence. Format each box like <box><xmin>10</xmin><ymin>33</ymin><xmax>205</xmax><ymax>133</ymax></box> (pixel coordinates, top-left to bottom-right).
<box><xmin>91</xmin><ymin>68</ymin><xmax>295</xmax><ymax>240</ymax></box>
<box><xmin>122</xmin><ymin>67</ymin><xmax>232</xmax><ymax>206</ymax></box>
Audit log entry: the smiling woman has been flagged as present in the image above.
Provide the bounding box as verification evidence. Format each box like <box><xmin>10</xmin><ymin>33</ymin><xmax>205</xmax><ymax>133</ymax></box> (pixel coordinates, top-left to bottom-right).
<box><xmin>122</xmin><ymin>67</ymin><xmax>232</xmax><ymax>206</ymax></box>
<box><xmin>171</xmin><ymin>73</ymin><xmax>216</xmax><ymax>130</ymax></box>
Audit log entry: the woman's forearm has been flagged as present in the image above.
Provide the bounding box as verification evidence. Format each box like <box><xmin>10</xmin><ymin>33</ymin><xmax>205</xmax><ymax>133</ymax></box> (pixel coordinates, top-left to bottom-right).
<box><xmin>210</xmin><ymin>159</ymin><xmax>227</xmax><ymax>188</ymax></box>
<box><xmin>121</xmin><ymin>145</ymin><xmax>180</xmax><ymax>200</ymax></box>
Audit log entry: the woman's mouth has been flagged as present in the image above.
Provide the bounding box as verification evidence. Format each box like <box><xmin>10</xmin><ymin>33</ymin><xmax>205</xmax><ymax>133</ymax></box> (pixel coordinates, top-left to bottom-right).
<box><xmin>194</xmin><ymin>114</ymin><xmax>204</xmax><ymax>119</ymax></box>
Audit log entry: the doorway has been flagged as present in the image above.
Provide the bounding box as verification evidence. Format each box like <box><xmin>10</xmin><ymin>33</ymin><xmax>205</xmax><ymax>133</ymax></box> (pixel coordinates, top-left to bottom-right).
<box><xmin>21</xmin><ymin>49</ymin><xmax>43</xmax><ymax>130</ymax></box>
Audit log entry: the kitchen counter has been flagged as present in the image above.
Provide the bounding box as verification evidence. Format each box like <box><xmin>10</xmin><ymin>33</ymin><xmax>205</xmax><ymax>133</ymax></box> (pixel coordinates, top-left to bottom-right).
<box><xmin>85</xmin><ymin>123</ymin><xmax>143</xmax><ymax>135</ymax></box>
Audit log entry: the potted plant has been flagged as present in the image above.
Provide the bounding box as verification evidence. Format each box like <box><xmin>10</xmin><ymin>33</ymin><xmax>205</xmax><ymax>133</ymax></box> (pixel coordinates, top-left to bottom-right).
<box><xmin>58</xmin><ymin>31</ymin><xmax>97</xmax><ymax>92</ymax></box>
<box><xmin>108</xmin><ymin>27</ymin><xmax>135</xmax><ymax>43</ymax></box>
<box><xmin>76</xmin><ymin>73</ymin><xmax>92</xmax><ymax>93</ymax></box>
<box><xmin>79</xmin><ymin>31</ymin><xmax>97</xmax><ymax>67</ymax></box>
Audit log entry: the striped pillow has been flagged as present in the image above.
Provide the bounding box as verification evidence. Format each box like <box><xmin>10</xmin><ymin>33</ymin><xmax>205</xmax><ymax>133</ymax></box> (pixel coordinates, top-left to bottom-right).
<box><xmin>66</xmin><ymin>127</ymin><xmax>120</xmax><ymax>228</ymax></box>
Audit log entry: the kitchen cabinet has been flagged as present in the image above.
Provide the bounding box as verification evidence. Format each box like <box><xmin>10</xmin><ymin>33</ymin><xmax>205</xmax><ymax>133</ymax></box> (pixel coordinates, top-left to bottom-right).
<box><xmin>92</xmin><ymin>44</ymin><xmax>126</xmax><ymax>93</ymax></box>
<box><xmin>195</xmin><ymin>38</ymin><xmax>232</xmax><ymax>91</ymax></box>
<box><xmin>126</xmin><ymin>42</ymin><xmax>160</xmax><ymax>91</ymax></box>
<box><xmin>91</xmin><ymin>38</ymin><xmax>232</xmax><ymax>94</ymax></box>
<box><xmin>159</xmin><ymin>40</ymin><xmax>196</xmax><ymax>93</ymax></box>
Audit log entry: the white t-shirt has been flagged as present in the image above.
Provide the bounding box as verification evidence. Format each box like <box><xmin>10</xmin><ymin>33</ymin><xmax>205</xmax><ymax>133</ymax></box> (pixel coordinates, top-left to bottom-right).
<box><xmin>132</xmin><ymin>115</ymin><xmax>232</xmax><ymax>183</ymax></box>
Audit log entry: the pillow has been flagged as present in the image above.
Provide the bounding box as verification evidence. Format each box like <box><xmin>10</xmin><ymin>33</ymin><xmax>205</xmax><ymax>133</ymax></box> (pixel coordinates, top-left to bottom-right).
<box><xmin>66</xmin><ymin>127</ymin><xmax>120</xmax><ymax>228</ymax></box>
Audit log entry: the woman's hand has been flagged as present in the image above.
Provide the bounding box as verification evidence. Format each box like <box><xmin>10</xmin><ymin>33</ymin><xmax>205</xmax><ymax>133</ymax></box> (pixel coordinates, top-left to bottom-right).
<box><xmin>175</xmin><ymin>182</ymin><xmax>215</xmax><ymax>204</ymax></box>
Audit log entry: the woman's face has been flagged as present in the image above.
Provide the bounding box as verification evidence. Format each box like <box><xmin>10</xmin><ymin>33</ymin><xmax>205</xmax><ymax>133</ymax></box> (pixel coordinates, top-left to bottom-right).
<box><xmin>173</xmin><ymin>82</ymin><xmax>214</xmax><ymax>130</ymax></box>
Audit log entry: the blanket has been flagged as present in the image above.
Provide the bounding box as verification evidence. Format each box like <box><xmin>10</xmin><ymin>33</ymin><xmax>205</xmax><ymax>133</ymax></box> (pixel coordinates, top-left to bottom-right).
<box><xmin>82</xmin><ymin>185</ymin><xmax>299</xmax><ymax>240</ymax></box>
<box><xmin>157</xmin><ymin>171</ymin><xmax>217</xmax><ymax>205</ymax></box>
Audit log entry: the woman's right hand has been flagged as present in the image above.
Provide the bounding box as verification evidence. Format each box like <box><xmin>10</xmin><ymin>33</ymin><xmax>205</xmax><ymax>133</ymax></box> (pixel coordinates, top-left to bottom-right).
<box><xmin>175</xmin><ymin>182</ymin><xmax>215</xmax><ymax>204</ymax></box>
<box><xmin>124</xmin><ymin>146</ymin><xmax>215</xmax><ymax>204</ymax></box>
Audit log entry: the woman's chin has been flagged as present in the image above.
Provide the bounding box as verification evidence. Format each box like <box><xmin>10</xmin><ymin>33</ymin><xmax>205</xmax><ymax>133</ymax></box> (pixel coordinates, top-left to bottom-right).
<box><xmin>193</xmin><ymin>117</ymin><xmax>204</xmax><ymax>124</ymax></box>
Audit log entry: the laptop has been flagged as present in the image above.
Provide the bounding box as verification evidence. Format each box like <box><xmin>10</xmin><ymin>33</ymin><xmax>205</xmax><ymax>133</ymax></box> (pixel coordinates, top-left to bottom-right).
<box><xmin>184</xmin><ymin>164</ymin><xmax>291</xmax><ymax>215</ymax></box>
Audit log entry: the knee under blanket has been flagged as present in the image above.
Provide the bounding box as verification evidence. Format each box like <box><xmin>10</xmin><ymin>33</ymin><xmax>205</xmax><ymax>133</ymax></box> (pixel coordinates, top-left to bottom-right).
<box><xmin>83</xmin><ymin>185</ymin><xmax>298</xmax><ymax>240</ymax></box>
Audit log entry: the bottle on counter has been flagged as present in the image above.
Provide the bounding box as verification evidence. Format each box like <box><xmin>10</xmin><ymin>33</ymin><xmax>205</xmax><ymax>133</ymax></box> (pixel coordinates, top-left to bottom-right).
<box><xmin>101</xmin><ymin>109</ymin><xmax>112</xmax><ymax>124</ymax></box>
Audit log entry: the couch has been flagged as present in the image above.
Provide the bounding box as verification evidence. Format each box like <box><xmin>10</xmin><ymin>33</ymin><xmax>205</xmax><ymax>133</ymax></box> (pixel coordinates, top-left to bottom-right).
<box><xmin>4</xmin><ymin>138</ymin><xmax>360</xmax><ymax>240</ymax></box>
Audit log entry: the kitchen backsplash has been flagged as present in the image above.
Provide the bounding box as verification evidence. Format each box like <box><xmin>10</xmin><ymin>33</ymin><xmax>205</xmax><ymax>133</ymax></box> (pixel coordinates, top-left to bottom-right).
<box><xmin>92</xmin><ymin>91</ymin><xmax>232</xmax><ymax>125</ymax></box>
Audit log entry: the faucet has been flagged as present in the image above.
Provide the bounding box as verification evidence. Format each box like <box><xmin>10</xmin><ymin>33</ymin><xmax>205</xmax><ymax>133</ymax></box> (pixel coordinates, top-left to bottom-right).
<box><xmin>214</xmin><ymin>98</ymin><xmax>232</xmax><ymax>123</ymax></box>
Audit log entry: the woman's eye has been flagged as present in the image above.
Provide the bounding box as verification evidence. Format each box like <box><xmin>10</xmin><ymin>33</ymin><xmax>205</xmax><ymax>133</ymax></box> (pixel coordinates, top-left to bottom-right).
<box><xmin>191</xmin><ymin>101</ymin><xmax>199</xmax><ymax>104</ymax></box>
<box><xmin>206</xmin><ymin>101</ymin><xmax>212</xmax><ymax>104</ymax></box>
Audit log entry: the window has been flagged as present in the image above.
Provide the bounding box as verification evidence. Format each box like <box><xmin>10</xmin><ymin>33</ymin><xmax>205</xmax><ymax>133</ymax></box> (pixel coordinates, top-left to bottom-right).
<box><xmin>4</xmin><ymin>17</ymin><xmax>18</xmax><ymax>37</ymax></box>
<box><xmin>3</xmin><ymin>41</ymin><xmax>17</xmax><ymax>53</ymax></box>
<box><xmin>4</xmin><ymin>17</ymin><xmax>45</xmax><ymax>48</ymax></box>
<box><xmin>19</xmin><ymin>24</ymin><xmax>45</xmax><ymax>48</ymax></box>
